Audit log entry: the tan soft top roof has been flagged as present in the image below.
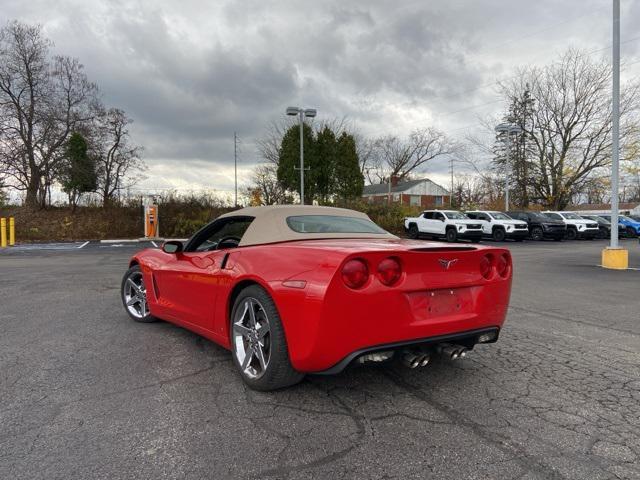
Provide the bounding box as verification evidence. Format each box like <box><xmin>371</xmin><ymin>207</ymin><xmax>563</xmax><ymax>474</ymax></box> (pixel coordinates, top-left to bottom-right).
<box><xmin>219</xmin><ymin>205</ymin><xmax>397</xmax><ymax>246</ymax></box>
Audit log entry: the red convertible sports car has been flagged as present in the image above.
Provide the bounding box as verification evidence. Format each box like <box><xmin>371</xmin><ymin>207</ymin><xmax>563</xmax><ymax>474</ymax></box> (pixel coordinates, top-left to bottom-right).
<box><xmin>122</xmin><ymin>205</ymin><xmax>512</xmax><ymax>390</ymax></box>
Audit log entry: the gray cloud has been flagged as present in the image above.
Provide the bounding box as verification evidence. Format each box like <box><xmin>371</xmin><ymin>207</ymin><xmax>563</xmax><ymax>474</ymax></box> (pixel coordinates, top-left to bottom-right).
<box><xmin>2</xmin><ymin>0</ymin><xmax>638</xmax><ymax>192</ymax></box>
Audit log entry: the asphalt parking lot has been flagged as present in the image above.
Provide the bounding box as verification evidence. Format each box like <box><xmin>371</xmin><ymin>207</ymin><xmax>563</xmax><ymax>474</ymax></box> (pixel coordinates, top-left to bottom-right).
<box><xmin>1</xmin><ymin>239</ymin><xmax>639</xmax><ymax>479</ymax></box>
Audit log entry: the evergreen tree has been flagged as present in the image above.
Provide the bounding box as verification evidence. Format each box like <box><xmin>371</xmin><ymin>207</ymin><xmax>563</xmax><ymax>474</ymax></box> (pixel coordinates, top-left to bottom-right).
<box><xmin>60</xmin><ymin>132</ymin><xmax>97</xmax><ymax>211</ymax></box>
<box><xmin>334</xmin><ymin>132</ymin><xmax>364</xmax><ymax>200</ymax></box>
<box><xmin>314</xmin><ymin>126</ymin><xmax>338</xmax><ymax>203</ymax></box>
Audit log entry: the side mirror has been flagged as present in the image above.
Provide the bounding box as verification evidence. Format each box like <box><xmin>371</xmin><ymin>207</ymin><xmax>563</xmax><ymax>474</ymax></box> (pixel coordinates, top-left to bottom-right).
<box><xmin>487</xmin><ymin>218</ymin><xmax>492</xmax><ymax>222</ymax></box>
<box><xmin>162</xmin><ymin>240</ymin><xmax>183</xmax><ymax>254</ymax></box>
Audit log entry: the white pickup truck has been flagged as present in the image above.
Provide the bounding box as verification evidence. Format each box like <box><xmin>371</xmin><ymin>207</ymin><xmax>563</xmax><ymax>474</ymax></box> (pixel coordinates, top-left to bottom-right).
<box><xmin>404</xmin><ymin>210</ymin><xmax>484</xmax><ymax>243</ymax></box>
<box><xmin>465</xmin><ymin>210</ymin><xmax>529</xmax><ymax>241</ymax></box>
<box><xmin>542</xmin><ymin>211</ymin><xmax>599</xmax><ymax>240</ymax></box>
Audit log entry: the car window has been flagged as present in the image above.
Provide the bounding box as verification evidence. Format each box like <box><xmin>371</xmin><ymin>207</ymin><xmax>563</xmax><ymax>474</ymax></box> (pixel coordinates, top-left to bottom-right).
<box><xmin>466</xmin><ymin>212</ymin><xmax>477</xmax><ymax>219</ymax></box>
<box><xmin>286</xmin><ymin>215</ymin><xmax>387</xmax><ymax>234</ymax></box>
<box><xmin>433</xmin><ymin>212</ymin><xmax>444</xmax><ymax>220</ymax></box>
<box><xmin>491</xmin><ymin>212</ymin><xmax>511</xmax><ymax>220</ymax></box>
<box><xmin>563</xmin><ymin>212</ymin><xmax>582</xmax><ymax>220</ymax></box>
<box><xmin>422</xmin><ymin>212</ymin><xmax>433</xmax><ymax>219</ymax></box>
<box><xmin>545</xmin><ymin>213</ymin><xmax>562</xmax><ymax>220</ymax></box>
<box><xmin>442</xmin><ymin>211</ymin><xmax>467</xmax><ymax>220</ymax></box>
<box><xmin>189</xmin><ymin>217</ymin><xmax>254</xmax><ymax>252</ymax></box>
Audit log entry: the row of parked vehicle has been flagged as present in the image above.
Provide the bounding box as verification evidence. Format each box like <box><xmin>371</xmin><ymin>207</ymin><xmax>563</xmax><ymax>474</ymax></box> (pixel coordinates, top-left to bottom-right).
<box><xmin>403</xmin><ymin>209</ymin><xmax>640</xmax><ymax>243</ymax></box>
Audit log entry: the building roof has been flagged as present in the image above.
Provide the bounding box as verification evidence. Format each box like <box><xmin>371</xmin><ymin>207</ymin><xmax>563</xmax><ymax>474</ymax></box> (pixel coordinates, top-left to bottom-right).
<box><xmin>362</xmin><ymin>178</ymin><xmax>449</xmax><ymax>196</ymax></box>
<box><xmin>571</xmin><ymin>202</ymin><xmax>639</xmax><ymax>211</ymax></box>
<box><xmin>219</xmin><ymin>205</ymin><xmax>397</xmax><ymax>246</ymax></box>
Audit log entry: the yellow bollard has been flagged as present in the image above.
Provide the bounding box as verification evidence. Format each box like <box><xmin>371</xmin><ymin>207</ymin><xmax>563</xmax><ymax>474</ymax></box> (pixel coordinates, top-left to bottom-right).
<box><xmin>9</xmin><ymin>217</ymin><xmax>15</xmax><ymax>246</ymax></box>
<box><xmin>0</xmin><ymin>218</ymin><xmax>6</xmax><ymax>248</ymax></box>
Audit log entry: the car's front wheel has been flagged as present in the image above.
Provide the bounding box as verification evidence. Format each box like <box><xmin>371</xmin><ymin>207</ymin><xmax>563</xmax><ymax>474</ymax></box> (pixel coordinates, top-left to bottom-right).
<box><xmin>446</xmin><ymin>228</ymin><xmax>458</xmax><ymax>243</ymax></box>
<box><xmin>121</xmin><ymin>265</ymin><xmax>157</xmax><ymax>323</ymax></box>
<box><xmin>492</xmin><ymin>228</ymin><xmax>506</xmax><ymax>241</ymax></box>
<box><xmin>566</xmin><ymin>228</ymin><xmax>577</xmax><ymax>240</ymax></box>
<box><xmin>530</xmin><ymin>226</ymin><xmax>543</xmax><ymax>241</ymax></box>
<box><xmin>230</xmin><ymin>285</ymin><xmax>304</xmax><ymax>391</ymax></box>
<box><xmin>408</xmin><ymin>224</ymin><xmax>419</xmax><ymax>239</ymax></box>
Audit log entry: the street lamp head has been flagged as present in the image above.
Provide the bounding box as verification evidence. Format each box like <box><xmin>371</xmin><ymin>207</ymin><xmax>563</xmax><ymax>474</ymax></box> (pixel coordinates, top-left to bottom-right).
<box><xmin>286</xmin><ymin>107</ymin><xmax>300</xmax><ymax>116</ymax></box>
<box><xmin>303</xmin><ymin>108</ymin><xmax>317</xmax><ymax>118</ymax></box>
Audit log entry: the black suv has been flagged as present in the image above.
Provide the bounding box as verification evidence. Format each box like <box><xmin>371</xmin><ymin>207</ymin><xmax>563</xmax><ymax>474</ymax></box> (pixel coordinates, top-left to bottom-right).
<box><xmin>506</xmin><ymin>211</ymin><xmax>567</xmax><ymax>241</ymax></box>
<box><xmin>579</xmin><ymin>214</ymin><xmax>625</xmax><ymax>239</ymax></box>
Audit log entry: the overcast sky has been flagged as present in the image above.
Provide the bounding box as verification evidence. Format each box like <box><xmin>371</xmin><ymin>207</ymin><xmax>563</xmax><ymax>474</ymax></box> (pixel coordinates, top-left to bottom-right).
<box><xmin>3</xmin><ymin>0</ymin><xmax>640</xmax><ymax>199</ymax></box>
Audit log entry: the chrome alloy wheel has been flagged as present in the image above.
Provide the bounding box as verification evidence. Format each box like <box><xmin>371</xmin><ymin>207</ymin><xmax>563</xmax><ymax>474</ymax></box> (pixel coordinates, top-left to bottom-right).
<box><xmin>123</xmin><ymin>271</ymin><xmax>149</xmax><ymax>319</ymax></box>
<box><xmin>233</xmin><ymin>297</ymin><xmax>271</xmax><ymax>379</ymax></box>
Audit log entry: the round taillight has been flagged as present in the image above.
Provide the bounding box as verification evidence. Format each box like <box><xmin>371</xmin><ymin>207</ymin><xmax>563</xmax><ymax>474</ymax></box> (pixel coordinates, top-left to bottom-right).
<box><xmin>342</xmin><ymin>258</ymin><xmax>369</xmax><ymax>289</ymax></box>
<box><xmin>480</xmin><ymin>254</ymin><xmax>493</xmax><ymax>279</ymax></box>
<box><xmin>496</xmin><ymin>253</ymin><xmax>510</xmax><ymax>278</ymax></box>
<box><xmin>377</xmin><ymin>257</ymin><xmax>402</xmax><ymax>286</ymax></box>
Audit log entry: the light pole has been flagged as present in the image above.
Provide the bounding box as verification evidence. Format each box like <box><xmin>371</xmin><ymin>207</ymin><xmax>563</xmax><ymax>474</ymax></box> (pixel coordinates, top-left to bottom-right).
<box><xmin>495</xmin><ymin>123</ymin><xmax>522</xmax><ymax>211</ymax></box>
<box><xmin>602</xmin><ymin>0</ymin><xmax>628</xmax><ymax>269</ymax></box>
<box><xmin>286</xmin><ymin>106</ymin><xmax>317</xmax><ymax>205</ymax></box>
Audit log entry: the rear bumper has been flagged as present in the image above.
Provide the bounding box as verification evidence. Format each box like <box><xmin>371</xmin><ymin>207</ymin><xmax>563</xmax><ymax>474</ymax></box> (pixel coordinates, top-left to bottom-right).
<box><xmin>276</xmin><ymin>277</ymin><xmax>511</xmax><ymax>373</ymax></box>
<box><xmin>316</xmin><ymin>327</ymin><xmax>500</xmax><ymax>374</ymax></box>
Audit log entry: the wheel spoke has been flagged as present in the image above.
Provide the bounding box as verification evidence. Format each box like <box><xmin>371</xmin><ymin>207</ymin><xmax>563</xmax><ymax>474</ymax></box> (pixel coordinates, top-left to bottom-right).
<box><xmin>233</xmin><ymin>323</ymin><xmax>253</xmax><ymax>339</ymax></box>
<box><xmin>139</xmin><ymin>298</ymin><xmax>147</xmax><ymax>316</ymax></box>
<box><xmin>127</xmin><ymin>278</ymin><xmax>141</xmax><ymax>294</ymax></box>
<box><xmin>247</xmin><ymin>300</ymin><xmax>257</xmax><ymax>327</ymax></box>
<box><xmin>256</xmin><ymin>322</ymin><xmax>270</xmax><ymax>339</ymax></box>
<box><xmin>241</xmin><ymin>346</ymin><xmax>254</xmax><ymax>370</ymax></box>
<box><xmin>126</xmin><ymin>296</ymin><xmax>139</xmax><ymax>306</ymax></box>
<box><xmin>255</xmin><ymin>345</ymin><xmax>267</xmax><ymax>371</ymax></box>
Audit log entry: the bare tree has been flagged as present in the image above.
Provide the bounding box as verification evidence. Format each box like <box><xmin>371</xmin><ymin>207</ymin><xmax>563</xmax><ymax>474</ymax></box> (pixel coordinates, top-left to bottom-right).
<box><xmin>244</xmin><ymin>163</ymin><xmax>290</xmax><ymax>205</ymax></box>
<box><xmin>371</xmin><ymin>128</ymin><xmax>454</xmax><ymax>183</ymax></box>
<box><xmin>93</xmin><ymin>108</ymin><xmax>144</xmax><ymax>206</ymax></box>
<box><xmin>498</xmin><ymin>49</ymin><xmax>640</xmax><ymax>209</ymax></box>
<box><xmin>0</xmin><ymin>22</ymin><xmax>99</xmax><ymax>208</ymax></box>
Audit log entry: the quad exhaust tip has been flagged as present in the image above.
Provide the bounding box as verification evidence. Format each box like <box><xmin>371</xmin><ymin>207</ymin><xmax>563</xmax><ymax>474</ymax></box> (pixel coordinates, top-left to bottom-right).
<box><xmin>403</xmin><ymin>352</ymin><xmax>431</xmax><ymax>369</ymax></box>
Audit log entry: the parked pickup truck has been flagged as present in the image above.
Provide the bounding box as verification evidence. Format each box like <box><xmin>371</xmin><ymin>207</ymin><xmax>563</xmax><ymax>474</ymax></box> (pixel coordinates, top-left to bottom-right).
<box><xmin>542</xmin><ymin>211</ymin><xmax>599</xmax><ymax>240</ymax></box>
<box><xmin>404</xmin><ymin>210</ymin><xmax>483</xmax><ymax>243</ymax></box>
<box><xmin>465</xmin><ymin>210</ymin><xmax>529</xmax><ymax>241</ymax></box>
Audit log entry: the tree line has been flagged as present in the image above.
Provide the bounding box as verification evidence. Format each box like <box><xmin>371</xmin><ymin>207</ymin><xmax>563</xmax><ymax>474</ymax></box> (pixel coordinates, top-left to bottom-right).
<box><xmin>247</xmin><ymin>119</ymin><xmax>455</xmax><ymax>205</ymax></box>
<box><xmin>0</xmin><ymin>21</ymin><xmax>144</xmax><ymax>209</ymax></box>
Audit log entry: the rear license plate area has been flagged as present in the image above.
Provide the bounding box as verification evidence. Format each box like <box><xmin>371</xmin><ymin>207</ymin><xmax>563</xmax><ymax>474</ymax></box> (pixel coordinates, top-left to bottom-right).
<box><xmin>425</xmin><ymin>288</ymin><xmax>472</xmax><ymax>317</ymax></box>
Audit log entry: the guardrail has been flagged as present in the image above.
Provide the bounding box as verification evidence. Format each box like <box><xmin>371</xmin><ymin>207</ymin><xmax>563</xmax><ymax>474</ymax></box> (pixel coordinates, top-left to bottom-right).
<box><xmin>0</xmin><ymin>217</ymin><xmax>15</xmax><ymax>248</ymax></box>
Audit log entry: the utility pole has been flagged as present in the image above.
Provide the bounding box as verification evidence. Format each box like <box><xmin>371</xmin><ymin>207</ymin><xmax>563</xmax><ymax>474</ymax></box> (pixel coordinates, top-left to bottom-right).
<box><xmin>234</xmin><ymin>132</ymin><xmax>238</xmax><ymax>207</ymax></box>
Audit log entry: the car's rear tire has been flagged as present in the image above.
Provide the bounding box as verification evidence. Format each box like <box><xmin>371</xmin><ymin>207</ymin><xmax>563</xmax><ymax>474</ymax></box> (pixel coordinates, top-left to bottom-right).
<box><xmin>566</xmin><ymin>228</ymin><xmax>577</xmax><ymax>240</ymax></box>
<box><xmin>121</xmin><ymin>265</ymin><xmax>157</xmax><ymax>323</ymax></box>
<box><xmin>492</xmin><ymin>228</ymin><xmax>506</xmax><ymax>242</ymax></box>
<box><xmin>408</xmin><ymin>224</ymin><xmax>419</xmax><ymax>239</ymax></box>
<box><xmin>230</xmin><ymin>285</ymin><xmax>304</xmax><ymax>391</ymax></box>
<box><xmin>445</xmin><ymin>228</ymin><xmax>457</xmax><ymax>243</ymax></box>
<box><xmin>530</xmin><ymin>227</ymin><xmax>543</xmax><ymax>241</ymax></box>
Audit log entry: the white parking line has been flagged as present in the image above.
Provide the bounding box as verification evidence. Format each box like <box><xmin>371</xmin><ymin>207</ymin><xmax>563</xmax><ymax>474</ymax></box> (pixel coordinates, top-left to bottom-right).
<box><xmin>151</xmin><ymin>241</ymin><xmax>158</xmax><ymax>247</ymax></box>
<box><xmin>78</xmin><ymin>241</ymin><xmax>90</xmax><ymax>249</ymax></box>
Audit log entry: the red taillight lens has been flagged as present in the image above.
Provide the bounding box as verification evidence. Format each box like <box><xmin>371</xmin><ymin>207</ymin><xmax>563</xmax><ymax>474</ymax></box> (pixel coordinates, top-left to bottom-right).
<box><xmin>496</xmin><ymin>253</ymin><xmax>511</xmax><ymax>278</ymax></box>
<box><xmin>342</xmin><ymin>258</ymin><xmax>369</xmax><ymax>289</ymax></box>
<box><xmin>480</xmin><ymin>254</ymin><xmax>493</xmax><ymax>279</ymax></box>
<box><xmin>377</xmin><ymin>257</ymin><xmax>402</xmax><ymax>286</ymax></box>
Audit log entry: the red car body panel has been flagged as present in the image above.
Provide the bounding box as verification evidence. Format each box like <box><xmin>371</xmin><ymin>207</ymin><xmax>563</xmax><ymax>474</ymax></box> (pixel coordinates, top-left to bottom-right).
<box><xmin>131</xmin><ymin>238</ymin><xmax>512</xmax><ymax>372</ymax></box>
